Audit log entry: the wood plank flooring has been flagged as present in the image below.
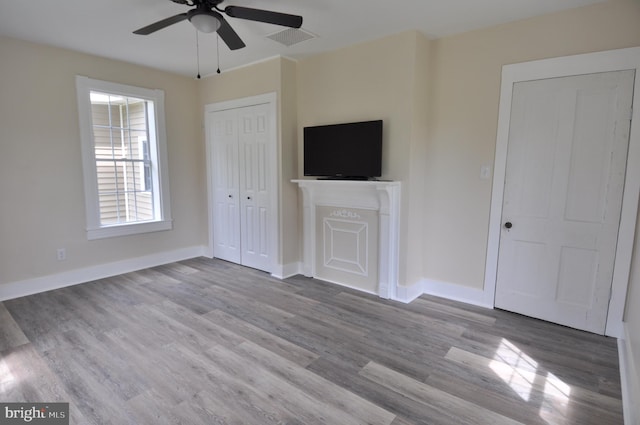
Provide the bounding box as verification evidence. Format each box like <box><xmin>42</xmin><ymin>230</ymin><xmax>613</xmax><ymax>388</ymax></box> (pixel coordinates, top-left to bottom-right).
<box><xmin>0</xmin><ymin>258</ymin><xmax>623</xmax><ymax>424</ymax></box>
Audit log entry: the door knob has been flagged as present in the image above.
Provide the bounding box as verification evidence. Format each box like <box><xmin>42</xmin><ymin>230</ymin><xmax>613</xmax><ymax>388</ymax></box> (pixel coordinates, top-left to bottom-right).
<box><xmin>504</xmin><ymin>222</ymin><xmax>513</xmax><ymax>229</ymax></box>
<box><xmin>228</xmin><ymin>194</ymin><xmax>232</xmax><ymax>198</ymax></box>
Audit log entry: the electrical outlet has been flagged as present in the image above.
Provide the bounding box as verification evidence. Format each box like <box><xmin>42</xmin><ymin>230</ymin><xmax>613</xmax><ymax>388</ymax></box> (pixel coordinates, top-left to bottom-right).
<box><xmin>56</xmin><ymin>248</ymin><xmax>66</xmax><ymax>261</ymax></box>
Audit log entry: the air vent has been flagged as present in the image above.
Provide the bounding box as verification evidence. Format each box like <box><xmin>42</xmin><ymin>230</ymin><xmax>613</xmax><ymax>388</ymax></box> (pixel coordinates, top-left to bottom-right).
<box><xmin>266</xmin><ymin>28</ymin><xmax>316</xmax><ymax>47</ymax></box>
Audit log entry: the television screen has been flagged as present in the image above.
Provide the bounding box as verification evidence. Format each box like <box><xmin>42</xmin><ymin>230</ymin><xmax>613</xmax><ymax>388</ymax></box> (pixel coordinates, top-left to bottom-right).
<box><xmin>303</xmin><ymin>120</ymin><xmax>383</xmax><ymax>179</ymax></box>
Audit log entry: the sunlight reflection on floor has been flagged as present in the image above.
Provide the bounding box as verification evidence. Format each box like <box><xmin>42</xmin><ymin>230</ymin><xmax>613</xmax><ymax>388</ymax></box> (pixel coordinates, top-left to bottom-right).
<box><xmin>489</xmin><ymin>338</ymin><xmax>571</xmax><ymax>423</ymax></box>
<box><xmin>540</xmin><ymin>372</ymin><xmax>571</xmax><ymax>423</ymax></box>
<box><xmin>490</xmin><ymin>338</ymin><xmax>539</xmax><ymax>401</ymax></box>
<box><xmin>0</xmin><ymin>356</ymin><xmax>16</xmax><ymax>394</ymax></box>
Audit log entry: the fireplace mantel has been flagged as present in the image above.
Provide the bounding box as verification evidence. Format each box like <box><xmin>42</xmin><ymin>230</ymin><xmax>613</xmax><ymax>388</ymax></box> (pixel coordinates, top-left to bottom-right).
<box><xmin>292</xmin><ymin>180</ymin><xmax>401</xmax><ymax>299</ymax></box>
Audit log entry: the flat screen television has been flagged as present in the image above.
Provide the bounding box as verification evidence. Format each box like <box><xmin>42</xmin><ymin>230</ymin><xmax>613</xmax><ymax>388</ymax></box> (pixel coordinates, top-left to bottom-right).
<box><xmin>303</xmin><ymin>119</ymin><xmax>383</xmax><ymax>179</ymax></box>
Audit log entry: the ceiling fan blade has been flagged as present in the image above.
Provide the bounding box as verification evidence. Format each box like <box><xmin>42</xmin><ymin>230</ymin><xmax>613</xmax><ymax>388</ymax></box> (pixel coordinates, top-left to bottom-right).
<box><xmin>217</xmin><ymin>16</ymin><xmax>246</xmax><ymax>50</ymax></box>
<box><xmin>224</xmin><ymin>6</ymin><xmax>302</xmax><ymax>28</ymax></box>
<box><xmin>133</xmin><ymin>13</ymin><xmax>188</xmax><ymax>35</ymax></box>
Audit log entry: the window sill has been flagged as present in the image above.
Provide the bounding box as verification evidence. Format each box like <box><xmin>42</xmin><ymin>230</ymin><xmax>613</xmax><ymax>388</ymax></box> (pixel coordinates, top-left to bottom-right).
<box><xmin>87</xmin><ymin>219</ymin><xmax>173</xmax><ymax>240</ymax></box>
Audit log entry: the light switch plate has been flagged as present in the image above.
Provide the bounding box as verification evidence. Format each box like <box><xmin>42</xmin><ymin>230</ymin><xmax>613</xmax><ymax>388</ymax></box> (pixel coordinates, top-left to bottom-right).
<box><xmin>480</xmin><ymin>165</ymin><xmax>491</xmax><ymax>180</ymax></box>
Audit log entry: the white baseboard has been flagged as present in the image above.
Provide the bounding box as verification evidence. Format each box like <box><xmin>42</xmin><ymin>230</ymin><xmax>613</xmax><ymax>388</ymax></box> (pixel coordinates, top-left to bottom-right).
<box><xmin>391</xmin><ymin>278</ymin><xmax>494</xmax><ymax>306</ymax></box>
<box><xmin>314</xmin><ymin>276</ymin><xmax>378</xmax><ymax>296</ymax></box>
<box><xmin>271</xmin><ymin>262</ymin><xmax>302</xmax><ymax>280</ymax></box>
<box><xmin>422</xmin><ymin>278</ymin><xmax>493</xmax><ymax>309</ymax></box>
<box><xmin>606</xmin><ymin>320</ymin><xmax>625</xmax><ymax>339</ymax></box>
<box><xmin>0</xmin><ymin>246</ymin><xmax>207</xmax><ymax>302</ymax></box>
<box><xmin>394</xmin><ymin>280</ymin><xmax>425</xmax><ymax>303</ymax></box>
<box><xmin>620</xmin><ymin>324</ymin><xmax>640</xmax><ymax>425</ymax></box>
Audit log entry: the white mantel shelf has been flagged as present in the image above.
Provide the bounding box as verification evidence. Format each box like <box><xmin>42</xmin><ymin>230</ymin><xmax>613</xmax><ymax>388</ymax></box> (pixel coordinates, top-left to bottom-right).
<box><xmin>292</xmin><ymin>179</ymin><xmax>401</xmax><ymax>300</ymax></box>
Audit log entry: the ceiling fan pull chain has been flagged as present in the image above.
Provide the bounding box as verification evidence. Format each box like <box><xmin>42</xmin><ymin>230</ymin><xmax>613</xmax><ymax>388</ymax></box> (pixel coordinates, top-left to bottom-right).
<box><xmin>196</xmin><ymin>29</ymin><xmax>201</xmax><ymax>79</ymax></box>
<box><xmin>217</xmin><ymin>34</ymin><xmax>221</xmax><ymax>74</ymax></box>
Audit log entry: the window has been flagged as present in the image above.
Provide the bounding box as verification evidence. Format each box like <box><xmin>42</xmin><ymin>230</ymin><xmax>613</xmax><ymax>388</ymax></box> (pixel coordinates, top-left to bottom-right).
<box><xmin>76</xmin><ymin>76</ymin><xmax>172</xmax><ymax>239</ymax></box>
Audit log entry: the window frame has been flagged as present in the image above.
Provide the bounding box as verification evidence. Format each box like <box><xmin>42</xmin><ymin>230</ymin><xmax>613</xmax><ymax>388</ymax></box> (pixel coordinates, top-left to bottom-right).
<box><xmin>76</xmin><ymin>76</ymin><xmax>172</xmax><ymax>240</ymax></box>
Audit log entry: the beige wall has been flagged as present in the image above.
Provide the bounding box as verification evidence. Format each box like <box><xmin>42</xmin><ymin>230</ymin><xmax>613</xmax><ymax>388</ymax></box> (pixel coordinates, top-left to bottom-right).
<box><xmin>198</xmin><ymin>58</ymin><xmax>281</xmax><ymax>105</ymax></box>
<box><xmin>279</xmin><ymin>58</ymin><xmax>300</xmax><ymax>266</ymax></box>
<box><xmin>297</xmin><ymin>31</ymin><xmax>431</xmax><ymax>286</ymax></box>
<box><xmin>296</xmin><ymin>32</ymin><xmax>417</xmax><ymax>181</ymax></box>
<box><xmin>424</xmin><ymin>0</ymin><xmax>640</xmax><ymax>289</ymax></box>
<box><xmin>0</xmin><ymin>36</ymin><xmax>203</xmax><ymax>285</ymax></box>
<box><xmin>405</xmin><ymin>33</ymin><xmax>432</xmax><ymax>285</ymax></box>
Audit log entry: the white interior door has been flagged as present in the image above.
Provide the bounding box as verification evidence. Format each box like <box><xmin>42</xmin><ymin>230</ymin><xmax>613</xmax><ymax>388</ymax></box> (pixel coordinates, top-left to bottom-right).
<box><xmin>495</xmin><ymin>70</ymin><xmax>634</xmax><ymax>334</ymax></box>
<box><xmin>211</xmin><ymin>108</ymin><xmax>241</xmax><ymax>264</ymax></box>
<box><xmin>238</xmin><ymin>104</ymin><xmax>272</xmax><ymax>272</ymax></box>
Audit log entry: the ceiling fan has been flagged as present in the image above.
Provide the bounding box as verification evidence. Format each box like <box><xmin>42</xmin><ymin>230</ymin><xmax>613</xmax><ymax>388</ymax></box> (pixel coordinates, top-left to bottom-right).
<box><xmin>133</xmin><ymin>0</ymin><xmax>303</xmax><ymax>50</ymax></box>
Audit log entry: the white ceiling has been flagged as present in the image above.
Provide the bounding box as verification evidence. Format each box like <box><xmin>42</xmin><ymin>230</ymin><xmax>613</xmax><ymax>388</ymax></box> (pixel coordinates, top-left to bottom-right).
<box><xmin>0</xmin><ymin>0</ymin><xmax>606</xmax><ymax>78</ymax></box>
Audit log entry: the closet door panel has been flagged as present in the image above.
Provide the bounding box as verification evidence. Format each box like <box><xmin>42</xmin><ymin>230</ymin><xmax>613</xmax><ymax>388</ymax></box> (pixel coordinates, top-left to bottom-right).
<box><xmin>210</xmin><ymin>109</ymin><xmax>241</xmax><ymax>263</ymax></box>
<box><xmin>238</xmin><ymin>104</ymin><xmax>272</xmax><ymax>271</ymax></box>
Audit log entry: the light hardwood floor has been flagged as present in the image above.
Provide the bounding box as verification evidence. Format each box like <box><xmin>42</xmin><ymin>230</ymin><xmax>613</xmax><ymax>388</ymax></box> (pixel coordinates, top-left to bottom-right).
<box><xmin>0</xmin><ymin>258</ymin><xmax>623</xmax><ymax>424</ymax></box>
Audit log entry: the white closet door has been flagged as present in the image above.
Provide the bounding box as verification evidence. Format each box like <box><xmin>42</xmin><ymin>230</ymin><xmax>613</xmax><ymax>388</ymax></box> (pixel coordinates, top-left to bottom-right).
<box><xmin>211</xmin><ymin>108</ymin><xmax>241</xmax><ymax>264</ymax></box>
<box><xmin>495</xmin><ymin>70</ymin><xmax>634</xmax><ymax>334</ymax></box>
<box><xmin>209</xmin><ymin>103</ymin><xmax>272</xmax><ymax>273</ymax></box>
<box><xmin>238</xmin><ymin>104</ymin><xmax>272</xmax><ymax>272</ymax></box>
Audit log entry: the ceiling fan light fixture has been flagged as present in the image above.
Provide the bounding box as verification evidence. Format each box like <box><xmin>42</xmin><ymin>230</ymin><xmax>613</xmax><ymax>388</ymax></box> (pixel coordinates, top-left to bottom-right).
<box><xmin>189</xmin><ymin>10</ymin><xmax>221</xmax><ymax>33</ymax></box>
<box><xmin>134</xmin><ymin>2</ymin><xmax>302</xmax><ymax>51</ymax></box>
